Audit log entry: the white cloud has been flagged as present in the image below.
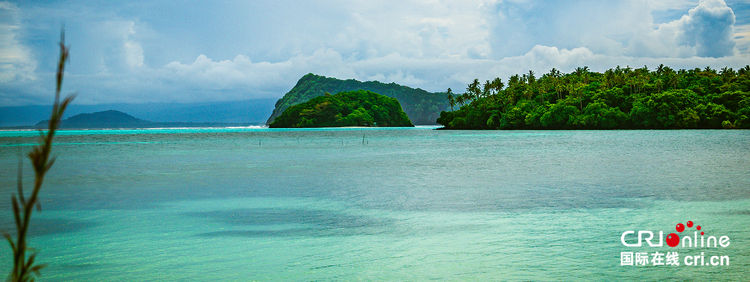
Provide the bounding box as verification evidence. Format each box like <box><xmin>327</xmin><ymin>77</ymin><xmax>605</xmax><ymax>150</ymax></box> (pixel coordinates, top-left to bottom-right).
<box><xmin>84</xmin><ymin>20</ymin><xmax>148</xmax><ymax>73</ymax></box>
<box><xmin>326</xmin><ymin>0</ymin><xmax>490</xmax><ymax>61</ymax></box>
<box><xmin>124</xmin><ymin>22</ymin><xmax>144</xmax><ymax>67</ymax></box>
<box><xmin>647</xmin><ymin>0</ymin><xmax>698</xmax><ymax>11</ymax></box>
<box><xmin>0</xmin><ymin>2</ymin><xmax>36</xmax><ymax>83</ymax></box>
<box><xmin>675</xmin><ymin>0</ymin><xmax>736</xmax><ymax>57</ymax></box>
<box><xmin>637</xmin><ymin>0</ymin><xmax>737</xmax><ymax>58</ymax></box>
<box><xmin>735</xmin><ymin>24</ymin><xmax>750</xmax><ymax>55</ymax></box>
<box><xmin>486</xmin><ymin>0</ymin><xmax>738</xmax><ymax>59</ymax></box>
<box><xmin>485</xmin><ymin>0</ymin><xmax>658</xmax><ymax>58</ymax></box>
<box><xmin>489</xmin><ymin>44</ymin><xmax>747</xmax><ymax>79</ymax></box>
<box><xmin>1</xmin><ymin>0</ymin><xmax>750</xmax><ymax>107</ymax></box>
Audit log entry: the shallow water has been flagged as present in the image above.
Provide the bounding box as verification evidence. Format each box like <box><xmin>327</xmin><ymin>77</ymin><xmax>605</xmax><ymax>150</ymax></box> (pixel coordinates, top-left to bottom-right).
<box><xmin>0</xmin><ymin>128</ymin><xmax>748</xmax><ymax>280</ymax></box>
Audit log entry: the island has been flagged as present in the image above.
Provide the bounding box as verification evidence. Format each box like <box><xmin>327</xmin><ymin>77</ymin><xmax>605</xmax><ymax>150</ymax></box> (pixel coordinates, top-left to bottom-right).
<box><xmin>267</xmin><ymin>73</ymin><xmax>448</xmax><ymax>125</ymax></box>
<box><xmin>35</xmin><ymin>110</ymin><xmax>256</xmax><ymax>129</ymax></box>
<box><xmin>437</xmin><ymin>65</ymin><xmax>750</xmax><ymax>129</ymax></box>
<box><xmin>268</xmin><ymin>90</ymin><xmax>414</xmax><ymax>128</ymax></box>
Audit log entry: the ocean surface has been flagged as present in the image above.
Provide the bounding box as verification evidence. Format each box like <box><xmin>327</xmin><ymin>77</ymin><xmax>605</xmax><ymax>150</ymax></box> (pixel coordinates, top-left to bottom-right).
<box><xmin>0</xmin><ymin>127</ymin><xmax>748</xmax><ymax>281</ymax></box>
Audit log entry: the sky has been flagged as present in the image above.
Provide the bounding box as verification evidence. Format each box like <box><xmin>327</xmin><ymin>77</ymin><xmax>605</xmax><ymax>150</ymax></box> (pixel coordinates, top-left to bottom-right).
<box><xmin>1</xmin><ymin>0</ymin><xmax>749</xmax><ymax>107</ymax></box>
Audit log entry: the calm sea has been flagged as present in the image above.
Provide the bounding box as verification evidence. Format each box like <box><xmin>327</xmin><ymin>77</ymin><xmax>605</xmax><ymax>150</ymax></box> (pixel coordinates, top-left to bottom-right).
<box><xmin>0</xmin><ymin>127</ymin><xmax>748</xmax><ymax>281</ymax></box>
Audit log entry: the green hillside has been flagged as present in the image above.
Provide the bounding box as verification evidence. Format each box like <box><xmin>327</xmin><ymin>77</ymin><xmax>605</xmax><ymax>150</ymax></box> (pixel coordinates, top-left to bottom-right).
<box><xmin>269</xmin><ymin>90</ymin><xmax>413</xmax><ymax>128</ymax></box>
<box><xmin>267</xmin><ymin>74</ymin><xmax>449</xmax><ymax>125</ymax></box>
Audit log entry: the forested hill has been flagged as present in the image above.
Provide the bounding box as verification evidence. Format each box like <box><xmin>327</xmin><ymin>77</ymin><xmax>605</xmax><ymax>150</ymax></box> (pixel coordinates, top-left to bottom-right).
<box><xmin>34</xmin><ymin>110</ymin><xmax>256</xmax><ymax>129</ymax></box>
<box><xmin>36</xmin><ymin>110</ymin><xmax>151</xmax><ymax>128</ymax></box>
<box><xmin>267</xmin><ymin>74</ymin><xmax>449</xmax><ymax>125</ymax></box>
<box><xmin>269</xmin><ymin>90</ymin><xmax>413</xmax><ymax>128</ymax></box>
<box><xmin>437</xmin><ymin>65</ymin><xmax>750</xmax><ymax>129</ymax></box>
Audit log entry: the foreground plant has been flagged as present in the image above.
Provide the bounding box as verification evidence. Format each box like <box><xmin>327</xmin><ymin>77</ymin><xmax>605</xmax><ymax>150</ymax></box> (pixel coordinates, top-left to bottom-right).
<box><xmin>4</xmin><ymin>29</ymin><xmax>75</xmax><ymax>282</ymax></box>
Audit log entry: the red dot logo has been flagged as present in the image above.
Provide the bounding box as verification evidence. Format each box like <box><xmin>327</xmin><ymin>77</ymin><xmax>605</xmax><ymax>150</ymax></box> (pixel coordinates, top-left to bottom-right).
<box><xmin>666</xmin><ymin>233</ymin><xmax>680</xmax><ymax>247</ymax></box>
<box><xmin>666</xmin><ymin>220</ymin><xmax>708</xmax><ymax>247</ymax></box>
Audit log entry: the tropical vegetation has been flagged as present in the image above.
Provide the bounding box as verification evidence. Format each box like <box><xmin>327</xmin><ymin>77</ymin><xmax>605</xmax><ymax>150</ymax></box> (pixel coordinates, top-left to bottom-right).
<box><xmin>437</xmin><ymin>65</ymin><xmax>750</xmax><ymax>129</ymax></box>
<box><xmin>269</xmin><ymin>90</ymin><xmax>413</xmax><ymax>128</ymax></box>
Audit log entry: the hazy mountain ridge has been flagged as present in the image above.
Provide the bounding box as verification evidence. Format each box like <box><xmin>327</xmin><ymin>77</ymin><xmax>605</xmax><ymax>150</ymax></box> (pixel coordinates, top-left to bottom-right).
<box><xmin>36</xmin><ymin>110</ymin><xmax>147</xmax><ymax>128</ymax></box>
<box><xmin>34</xmin><ymin>110</ymin><xmax>257</xmax><ymax>129</ymax></box>
<box><xmin>1</xmin><ymin>99</ymin><xmax>276</xmax><ymax>127</ymax></box>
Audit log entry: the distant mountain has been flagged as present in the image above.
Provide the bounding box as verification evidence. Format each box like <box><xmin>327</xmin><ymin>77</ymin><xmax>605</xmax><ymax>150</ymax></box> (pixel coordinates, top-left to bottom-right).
<box><xmin>34</xmin><ymin>110</ymin><xmax>256</xmax><ymax>129</ymax></box>
<box><xmin>267</xmin><ymin>74</ymin><xmax>449</xmax><ymax>125</ymax></box>
<box><xmin>0</xmin><ymin>99</ymin><xmax>276</xmax><ymax>127</ymax></box>
<box><xmin>36</xmin><ymin>110</ymin><xmax>150</xmax><ymax>128</ymax></box>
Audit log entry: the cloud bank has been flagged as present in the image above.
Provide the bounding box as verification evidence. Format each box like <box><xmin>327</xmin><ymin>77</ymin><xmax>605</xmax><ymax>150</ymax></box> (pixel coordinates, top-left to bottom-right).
<box><xmin>0</xmin><ymin>0</ymin><xmax>749</xmax><ymax>107</ymax></box>
<box><xmin>0</xmin><ymin>2</ymin><xmax>35</xmax><ymax>83</ymax></box>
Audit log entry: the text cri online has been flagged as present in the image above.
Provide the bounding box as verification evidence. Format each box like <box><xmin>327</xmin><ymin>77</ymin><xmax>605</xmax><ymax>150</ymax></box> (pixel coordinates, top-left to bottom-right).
<box><xmin>621</xmin><ymin>231</ymin><xmax>730</xmax><ymax>266</ymax></box>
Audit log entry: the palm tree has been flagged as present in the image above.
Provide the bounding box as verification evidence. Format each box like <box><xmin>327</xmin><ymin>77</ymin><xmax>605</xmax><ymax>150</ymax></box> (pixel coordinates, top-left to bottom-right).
<box><xmin>462</xmin><ymin>93</ymin><xmax>473</xmax><ymax>105</ymax></box>
<box><xmin>467</xmin><ymin>79</ymin><xmax>481</xmax><ymax>101</ymax></box>
<box><xmin>636</xmin><ymin>74</ymin><xmax>647</xmax><ymax>94</ymax></box>
<box><xmin>613</xmin><ymin>66</ymin><xmax>625</xmax><ymax>86</ymax></box>
<box><xmin>555</xmin><ymin>82</ymin><xmax>564</xmax><ymax>100</ymax></box>
<box><xmin>446</xmin><ymin>88</ymin><xmax>455</xmax><ymax>111</ymax></box>
<box><xmin>604</xmin><ymin>69</ymin><xmax>615</xmax><ymax>88</ymax></box>
<box><xmin>655</xmin><ymin>79</ymin><xmax>663</xmax><ymax>93</ymax></box>
<box><xmin>656</xmin><ymin>64</ymin><xmax>665</xmax><ymax>76</ymax></box>
<box><xmin>546</xmin><ymin>69</ymin><xmax>562</xmax><ymax>100</ymax></box>
<box><xmin>551</xmin><ymin>68</ymin><xmax>561</xmax><ymax>78</ymax></box>
<box><xmin>527</xmin><ymin>70</ymin><xmax>536</xmax><ymax>85</ymax></box>
<box><xmin>490</xmin><ymin>77</ymin><xmax>504</xmax><ymax>95</ymax></box>
<box><xmin>624</xmin><ymin>65</ymin><xmax>633</xmax><ymax>75</ymax></box>
<box><xmin>667</xmin><ymin>73</ymin><xmax>678</xmax><ymax>89</ymax></box>
<box><xmin>720</xmin><ymin>67</ymin><xmax>735</xmax><ymax>83</ymax></box>
<box><xmin>574</xmin><ymin>66</ymin><xmax>590</xmax><ymax>84</ymax></box>
<box><xmin>568</xmin><ymin>82</ymin><xmax>584</xmax><ymax>110</ymax></box>
<box><xmin>455</xmin><ymin>93</ymin><xmax>465</xmax><ymax>107</ymax></box>
<box><xmin>483</xmin><ymin>80</ymin><xmax>492</xmax><ymax>97</ymax></box>
<box><xmin>508</xmin><ymin>74</ymin><xmax>520</xmax><ymax>88</ymax></box>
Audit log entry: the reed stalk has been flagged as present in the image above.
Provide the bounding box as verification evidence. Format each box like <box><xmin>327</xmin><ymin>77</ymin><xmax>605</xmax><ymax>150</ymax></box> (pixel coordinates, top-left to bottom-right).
<box><xmin>4</xmin><ymin>28</ymin><xmax>75</xmax><ymax>282</ymax></box>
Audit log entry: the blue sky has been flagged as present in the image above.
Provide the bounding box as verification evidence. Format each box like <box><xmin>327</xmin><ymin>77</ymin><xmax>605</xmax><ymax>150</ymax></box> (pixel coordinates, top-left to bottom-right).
<box><xmin>1</xmin><ymin>0</ymin><xmax>749</xmax><ymax>107</ymax></box>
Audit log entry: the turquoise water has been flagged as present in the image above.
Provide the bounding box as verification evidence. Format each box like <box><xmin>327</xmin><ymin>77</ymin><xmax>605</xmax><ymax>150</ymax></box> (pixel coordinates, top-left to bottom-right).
<box><xmin>0</xmin><ymin>128</ymin><xmax>748</xmax><ymax>281</ymax></box>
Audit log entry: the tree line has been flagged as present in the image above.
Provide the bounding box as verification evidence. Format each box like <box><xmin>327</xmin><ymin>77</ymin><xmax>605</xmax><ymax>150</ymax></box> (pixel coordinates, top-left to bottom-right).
<box><xmin>438</xmin><ymin>65</ymin><xmax>750</xmax><ymax>129</ymax></box>
<box><xmin>269</xmin><ymin>90</ymin><xmax>413</xmax><ymax>128</ymax></box>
